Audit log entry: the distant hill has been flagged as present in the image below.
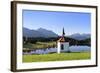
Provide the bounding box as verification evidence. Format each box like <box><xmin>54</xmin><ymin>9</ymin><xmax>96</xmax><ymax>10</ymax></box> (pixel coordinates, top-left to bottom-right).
<box><xmin>37</xmin><ymin>28</ymin><xmax>58</xmax><ymax>37</ymax></box>
<box><xmin>23</xmin><ymin>28</ymin><xmax>91</xmax><ymax>46</ymax></box>
<box><xmin>23</xmin><ymin>27</ymin><xmax>58</xmax><ymax>38</ymax></box>
<box><xmin>69</xmin><ymin>33</ymin><xmax>91</xmax><ymax>40</ymax></box>
<box><xmin>23</xmin><ymin>27</ymin><xmax>90</xmax><ymax>40</ymax></box>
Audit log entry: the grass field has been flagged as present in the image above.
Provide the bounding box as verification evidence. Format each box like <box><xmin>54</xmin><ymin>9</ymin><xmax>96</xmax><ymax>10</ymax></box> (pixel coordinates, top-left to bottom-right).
<box><xmin>23</xmin><ymin>41</ymin><xmax>56</xmax><ymax>50</ymax></box>
<box><xmin>23</xmin><ymin>52</ymin><xmax>90</xmax><ymax>62</ymax></box>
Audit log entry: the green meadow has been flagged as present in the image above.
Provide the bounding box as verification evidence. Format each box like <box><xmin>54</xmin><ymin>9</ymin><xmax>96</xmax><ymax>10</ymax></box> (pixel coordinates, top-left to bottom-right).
<box><xmin>23</xmin><ymin>52</ymin><xmax>90</xmax><ymax>62</ymax></box>
<box><xmin>23</xmin><ymin>41</ymin><xmax>56</xmax><ymax>50</ymax></box>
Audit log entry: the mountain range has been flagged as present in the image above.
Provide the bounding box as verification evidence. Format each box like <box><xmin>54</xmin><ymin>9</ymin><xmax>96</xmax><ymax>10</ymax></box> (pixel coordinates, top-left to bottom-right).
<box><xmin>23</xmin><ymin>27</ymin><xmax>58</xmax><ymax>38</ymax></box>
<box><xmin>69</xmin><ymin>33</ymin><xmax>90</xmax><ymax>40</ymax></box>
<box><xmin>23</xmin><ymin>27</ymin><xmax>90</xmax><ymax>40</ymax></box>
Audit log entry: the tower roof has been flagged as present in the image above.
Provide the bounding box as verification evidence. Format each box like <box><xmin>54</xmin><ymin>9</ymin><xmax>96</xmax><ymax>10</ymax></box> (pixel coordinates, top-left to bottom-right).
<box><xmin>57</xmin><ymin>28</ymin><xmax>66</xmax><ymax>42</ymax></box>
<box><xmin>62</xmin><ymin>27</ymin><xmax>65</xmax><ymax>36</ymax></box>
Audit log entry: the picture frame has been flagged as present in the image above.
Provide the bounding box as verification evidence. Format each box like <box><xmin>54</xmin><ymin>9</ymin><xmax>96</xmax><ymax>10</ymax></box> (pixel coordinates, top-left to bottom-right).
<box><xmin>11</xmin><ymin>1</ymin><xmax>98</xmax><ymax>72</ymax></box>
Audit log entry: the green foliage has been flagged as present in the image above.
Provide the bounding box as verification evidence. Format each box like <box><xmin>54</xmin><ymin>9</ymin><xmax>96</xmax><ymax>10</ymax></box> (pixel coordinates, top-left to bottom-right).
<box><xmin>23</xmin><ymin>52</ymin><xmax>90</xmax><ymax>62</ymax></box>
<box><xmin>23</xmin><ymin>41</ymin><xmax>57</xmax><ymax>49</ymax></box>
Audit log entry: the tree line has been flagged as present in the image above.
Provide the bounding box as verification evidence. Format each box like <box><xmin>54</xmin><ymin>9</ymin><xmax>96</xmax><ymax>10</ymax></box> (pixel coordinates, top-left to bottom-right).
<box><xmin>23</xmin><ymin>36</ymin><xmax>91</xmax><ymax>46</ymax></box>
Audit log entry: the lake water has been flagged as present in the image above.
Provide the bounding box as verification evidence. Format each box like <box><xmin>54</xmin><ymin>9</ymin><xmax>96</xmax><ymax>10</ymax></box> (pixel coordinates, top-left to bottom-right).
<box><xmin>23</xmin><ymin>46</ymin><xmax>91</xmax><ymax>55</ymax></box>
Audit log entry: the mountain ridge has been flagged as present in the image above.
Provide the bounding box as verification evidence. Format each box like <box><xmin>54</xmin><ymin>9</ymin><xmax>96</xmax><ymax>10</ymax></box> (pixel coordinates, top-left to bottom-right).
<box><xmin>23</xmin><ymin>27</ymin><xmax>58</xmax><ymax>38</ymax></box>
<box><xmin>23</xmin><ymin>27</ymin><xmax>90</xmax><ymax>40</ymax></box>
<box><xmin>69</xmin><ymin>33</ymin><xmax>90</xmax><ymax>40</ymax></box>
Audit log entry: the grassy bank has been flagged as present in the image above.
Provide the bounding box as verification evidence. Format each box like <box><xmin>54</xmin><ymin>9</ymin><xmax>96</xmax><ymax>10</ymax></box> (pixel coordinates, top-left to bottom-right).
<box><xmin>23</xmin><ymin>52</ymin><xmax>90</xmax><ymax>62</ymax></box>
<box><xmin>23</xmin><ymin>41</ymin><xmax>56</xmax><ymax>50</ymax></box>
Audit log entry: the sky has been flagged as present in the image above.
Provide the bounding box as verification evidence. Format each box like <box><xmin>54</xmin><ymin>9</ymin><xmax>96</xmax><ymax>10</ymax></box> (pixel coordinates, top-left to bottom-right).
<box><xmin>23</xmin><ymin>10</ymin><xmax>91</xmax><ymax>35</ymax></box>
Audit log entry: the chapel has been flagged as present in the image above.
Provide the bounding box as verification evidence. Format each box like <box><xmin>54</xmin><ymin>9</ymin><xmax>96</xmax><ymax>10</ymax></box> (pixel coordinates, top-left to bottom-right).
<box><xmin>57</xmin><ymin>28</ymin><xmax>69</xmax><ymax>54</ymax></box>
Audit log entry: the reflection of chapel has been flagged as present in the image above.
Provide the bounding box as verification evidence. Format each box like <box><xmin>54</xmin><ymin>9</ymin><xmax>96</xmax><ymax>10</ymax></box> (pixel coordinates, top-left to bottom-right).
<box><xmin>57</xmin><ymin>28</ymin><xmax>69</xmax><ymax>54</ymax></box>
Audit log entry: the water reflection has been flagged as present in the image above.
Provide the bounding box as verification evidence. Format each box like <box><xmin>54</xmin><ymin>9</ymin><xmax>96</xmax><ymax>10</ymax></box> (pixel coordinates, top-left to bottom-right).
<box><xmin>23</xmin><ymin>46</ymin><xmax>90</xmax><ymax>55</ymax></box>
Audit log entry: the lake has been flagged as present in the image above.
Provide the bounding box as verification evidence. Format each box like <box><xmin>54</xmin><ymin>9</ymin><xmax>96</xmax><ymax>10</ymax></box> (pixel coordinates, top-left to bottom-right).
<box><xmin>23</xmin><ymin>46</ymin><xmax>91</xmax><ymax>55</ymax></box>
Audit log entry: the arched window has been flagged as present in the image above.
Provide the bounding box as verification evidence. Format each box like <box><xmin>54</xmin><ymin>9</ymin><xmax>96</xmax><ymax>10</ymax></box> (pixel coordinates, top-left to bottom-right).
<box><xmin>61</xmin><ymin>44</ymin><xmax>64</xmax><ymax>50</ymax></box>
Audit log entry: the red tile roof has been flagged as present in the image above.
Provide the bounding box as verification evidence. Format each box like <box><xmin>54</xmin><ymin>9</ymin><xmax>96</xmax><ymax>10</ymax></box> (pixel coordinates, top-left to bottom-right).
<box><xmin>57</xmin><ymin>36</ymin><xmax>65</xmax><ymax>42</ymax></box>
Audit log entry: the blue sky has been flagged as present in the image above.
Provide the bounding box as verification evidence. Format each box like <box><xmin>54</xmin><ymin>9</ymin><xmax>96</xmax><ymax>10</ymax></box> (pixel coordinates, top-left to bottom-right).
<box><xmin>23</xmin><ymin>10</ymin><xmax>91</xmax><ymax>35</ymax></box>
